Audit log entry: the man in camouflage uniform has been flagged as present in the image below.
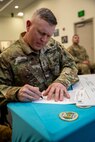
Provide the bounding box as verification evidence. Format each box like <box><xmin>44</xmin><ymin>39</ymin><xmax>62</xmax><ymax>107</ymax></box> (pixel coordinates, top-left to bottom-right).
<box><xmin>0</xmin><ymin>8</ymin><xmax>79</xmax><ymax>103</ymax></box>
<box><xmin>67</xmin><ymin>34</ymin><xmax>91</xmax><ymax>74</ymax></box>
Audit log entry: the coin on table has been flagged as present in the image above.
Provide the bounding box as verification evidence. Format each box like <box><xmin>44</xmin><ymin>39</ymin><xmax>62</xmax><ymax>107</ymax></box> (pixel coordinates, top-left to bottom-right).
<box><xmin>59</xmin><ymin>111</ymin><xmax>78</xmax><ymax>121</ymax></box>
<box><xmin>76</xmin><ymin>104</ymin><xmax>91</xmax><ymax>108</ymax></box>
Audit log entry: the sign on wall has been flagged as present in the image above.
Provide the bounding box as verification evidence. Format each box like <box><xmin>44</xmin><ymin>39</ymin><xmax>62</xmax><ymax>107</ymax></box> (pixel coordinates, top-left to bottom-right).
<box><xmin>61</xmin><ymin>36</ymin><xmax>68</xmax><ymax>43</ymax></box>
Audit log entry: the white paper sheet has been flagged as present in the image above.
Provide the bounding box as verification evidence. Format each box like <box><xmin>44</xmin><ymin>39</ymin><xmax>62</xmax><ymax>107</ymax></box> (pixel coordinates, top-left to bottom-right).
<box><xmin>33</xmin><ymin>90</ymin><xmax>77</xmax><ymax>104</ymax></box>
<box><xmin>74</xmin><ymin>74</ymin><xmax>95</xmax><ymax>106</ymax></box>
<box><xmin>33</xmin><ymin>74</ymin><xmax>95</xmax><ymax>106</ymax></box>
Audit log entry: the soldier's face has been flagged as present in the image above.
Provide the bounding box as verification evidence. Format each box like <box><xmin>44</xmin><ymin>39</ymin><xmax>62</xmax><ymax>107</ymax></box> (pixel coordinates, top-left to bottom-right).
<box><xmin>26</xmin><ymin>18</ymin><xmax>56</xmax><ymax>51</ymax></box>
<box><xmin>72</xmin><ymin>35</ymin><xmax>79</xmax><ymax>44</ymax></box>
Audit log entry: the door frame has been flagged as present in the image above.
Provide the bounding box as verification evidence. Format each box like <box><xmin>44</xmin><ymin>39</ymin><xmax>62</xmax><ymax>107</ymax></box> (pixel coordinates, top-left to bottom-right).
<box><xmin>74</xmin><ymin>18</ymin><xmax>94</xmax><ymax>62</ymax></box>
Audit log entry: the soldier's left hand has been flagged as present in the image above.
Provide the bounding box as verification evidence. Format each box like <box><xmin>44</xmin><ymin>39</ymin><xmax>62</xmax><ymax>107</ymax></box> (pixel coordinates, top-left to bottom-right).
<box><xmin>83</xmin><ymin>60</ymin><xmax>90</xmax><ymax>65</ymax></box>
<box><xmin>42</xmin><ymin>83</ymin><xmax>70</xmax><ymax>102</ymax></box>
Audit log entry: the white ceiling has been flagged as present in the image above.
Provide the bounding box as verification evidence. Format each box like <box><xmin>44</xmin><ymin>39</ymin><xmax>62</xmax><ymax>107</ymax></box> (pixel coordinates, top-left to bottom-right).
<box><xmin>0</xmin><ymin>0</ymin><xmax>36</xmax><ymax>17</ymax></box>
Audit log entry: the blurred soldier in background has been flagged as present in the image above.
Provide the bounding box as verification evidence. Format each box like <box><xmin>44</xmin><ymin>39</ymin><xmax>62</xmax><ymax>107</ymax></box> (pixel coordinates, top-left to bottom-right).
<box><xmin>67</xmin><ymin>34</ymin><xmax>95</xmax><ymax>74</ymax></box>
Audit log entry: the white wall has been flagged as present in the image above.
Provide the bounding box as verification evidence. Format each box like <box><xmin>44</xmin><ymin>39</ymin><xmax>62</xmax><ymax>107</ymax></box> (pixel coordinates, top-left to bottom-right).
<box><xmin>0</xmin><ymin>17</ymin><xmax>24</xmax><ymax>40</ymax></box>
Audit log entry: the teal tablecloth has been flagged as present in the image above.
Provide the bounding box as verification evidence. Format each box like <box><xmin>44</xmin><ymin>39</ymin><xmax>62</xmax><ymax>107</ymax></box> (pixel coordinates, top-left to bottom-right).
<box><xmin>8</xmin><ymin>102</ymin><xmax>95</xmax><ymax>142</ymax></box>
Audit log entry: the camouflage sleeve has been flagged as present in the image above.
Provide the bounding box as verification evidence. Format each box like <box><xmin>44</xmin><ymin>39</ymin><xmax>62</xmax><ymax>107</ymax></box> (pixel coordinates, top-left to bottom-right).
<box><xmin>73</xmin><ymin>56</ymin><xmax>81</xmax><ymax>63</ymax></box>
<box><xmin>0</xmin><ymin>53</ymin><xmax>21</xmax><ymax>101</ymax></box>
<box><xmin>54</xmin><ymin>43</ymin><xmax>79</xmax><ymax>89</ymax></box>
<box><xmin>83</xmin><ymin>47</ymin><xmax>89</xmax><ymax>61</ymax></box>
<box><xmin>67</xmin><ymin>46</ymin><xmax>81</xmax><ymax>63</ymax></box>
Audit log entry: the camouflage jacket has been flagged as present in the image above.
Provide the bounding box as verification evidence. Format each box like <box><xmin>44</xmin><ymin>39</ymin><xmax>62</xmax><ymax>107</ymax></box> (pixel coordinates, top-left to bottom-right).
<box><xmin>67</xmin><ymin>44</ymin><xmax>89</xmax><ymax>63</ymax></box>
<box><xmin>0</xmin><ymin>33</ymin><xmax>79</xmax><ymax>101</ymax></box>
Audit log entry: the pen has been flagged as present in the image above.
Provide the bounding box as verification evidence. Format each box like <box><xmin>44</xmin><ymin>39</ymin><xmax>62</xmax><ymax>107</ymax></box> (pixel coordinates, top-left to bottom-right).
<box><xmin>40</xmin><ymin>96</ymin><xmax>43</xmax><ymax>99</ymax></box>
<box><xmin>30</xmin><ymin>93</ymin><xmax>43</xmax><ymax>99</ymax></box>
<box><xmin>36</xmin><ymin>93</ymin><xmax>43</xmax><ymax>99</ymax></box>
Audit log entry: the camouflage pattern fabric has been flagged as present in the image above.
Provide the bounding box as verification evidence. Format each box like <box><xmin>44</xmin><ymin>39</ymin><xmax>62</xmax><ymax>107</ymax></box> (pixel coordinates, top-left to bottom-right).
<box><xmin>67</xmin><ymin>44</ymin><xmax>89</xmax><ymax>63</ymax></box>
<box><xmin>67</xmin><ymin>44</ymin><xmax>91</xmax><ymax>74</ymax></box>
<box><xmin>0</xmin><ymin>32</ymin><xmax>79</xmax><ymax>101</ymax></box>
<box><xmin>76</xmin><ymin>63</ymin><xmax>90</xmax><ymax>74</ymax></box>
<box><xmin>0</xmin><ymin>124</ymin><xmax>12</xmax><ymax>142</ymax></box>
<box><xmin>90</xmin><ymin>62</ymin><xmax>95</xmax><ymax>74</ymax></box>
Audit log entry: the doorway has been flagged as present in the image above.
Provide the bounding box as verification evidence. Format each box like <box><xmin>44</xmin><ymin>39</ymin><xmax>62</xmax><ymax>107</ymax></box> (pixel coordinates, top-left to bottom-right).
<box><xmin>74</xmin><ymin>19</ymin><xmax>94</xmax><ymax>63</ymax></box>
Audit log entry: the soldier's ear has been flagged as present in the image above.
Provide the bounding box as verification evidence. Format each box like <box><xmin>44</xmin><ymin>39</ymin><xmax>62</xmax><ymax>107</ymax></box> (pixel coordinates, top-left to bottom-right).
<box><xmin>26</xmin><ymin>20</ymin><xmax>31</xmax><ymax>30</ymax></box>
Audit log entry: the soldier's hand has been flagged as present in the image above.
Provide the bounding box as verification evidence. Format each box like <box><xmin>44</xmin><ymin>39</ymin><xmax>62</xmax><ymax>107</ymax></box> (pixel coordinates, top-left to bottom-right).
<box><xmin>82</xmin><ymin>60</ymin><xmax>90</xmax><ymax>65</ymax></box>
<box><xmin>42</xmin><ymin>83</ymin><xmax>70</xmax><ymax>102</ymax></box>
<box><xmin>17</xmin><ymin>84</ymin><xmax>42</xmax><ymax>102</ymax></box>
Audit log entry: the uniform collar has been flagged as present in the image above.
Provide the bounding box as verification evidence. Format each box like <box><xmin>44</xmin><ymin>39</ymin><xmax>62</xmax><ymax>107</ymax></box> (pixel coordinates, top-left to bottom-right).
<box><xmin>19</xmin><ymin>32</ymin><xmax>39</xmax><ymax>55</ymax></box>
<box><xmin>19</xmin><ymin>32</ymin><xmax>53</xmax><ymax>55</ymax></box>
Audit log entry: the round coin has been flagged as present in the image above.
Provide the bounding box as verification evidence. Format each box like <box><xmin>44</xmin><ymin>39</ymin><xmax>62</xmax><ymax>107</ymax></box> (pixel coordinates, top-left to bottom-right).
<box><xmin>59</xmin><ymin>111</ymin><xmax>78</xmax><ymax>121</ymax></box>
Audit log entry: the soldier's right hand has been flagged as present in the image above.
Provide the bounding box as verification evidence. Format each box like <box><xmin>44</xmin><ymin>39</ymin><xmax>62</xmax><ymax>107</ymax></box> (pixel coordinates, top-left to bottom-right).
<box><xmin>16</xmin><ymin>84</ymin><xmax>42</xmax><ymax>102</ymax></box>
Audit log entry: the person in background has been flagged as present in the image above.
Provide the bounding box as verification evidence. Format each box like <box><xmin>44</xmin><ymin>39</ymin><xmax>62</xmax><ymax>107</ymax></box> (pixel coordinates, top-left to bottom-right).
<box><xmin>0</xmin><ymin>8</ymin><xmax>79</xmax><ymax>104</ymax></box>
<box><xmin>67</xmin><ymin>34</ymin><xmax>92</xmax><ymax>74</ymax></box>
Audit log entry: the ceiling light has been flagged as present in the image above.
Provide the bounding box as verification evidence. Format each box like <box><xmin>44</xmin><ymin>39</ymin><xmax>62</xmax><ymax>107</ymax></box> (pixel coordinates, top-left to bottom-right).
<box><xmin>0</xmin><ymin>0</ymin><xmax>4</xmax><ymax>2</ymax></box>
<box><xmin>17</xmin><ymin>12</ymin><xmax>24</xmax><ymax>17</ymax></box>
<box><xmin>15</xmin><ymin>5</ymin><xmax>19</xmax><ymax>9</ymax></box>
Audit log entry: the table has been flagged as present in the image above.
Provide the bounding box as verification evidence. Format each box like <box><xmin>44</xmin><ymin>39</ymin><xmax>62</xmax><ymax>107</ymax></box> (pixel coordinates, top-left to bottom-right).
<box><xmin>8</xmin><ymin>102</ymin><xmax>95</xmax><ymax>142</ymax></box>
<box><xmin>7</xmin><ymin>75</ymin><xmax>95</xmax><ymax>142</ymax></box>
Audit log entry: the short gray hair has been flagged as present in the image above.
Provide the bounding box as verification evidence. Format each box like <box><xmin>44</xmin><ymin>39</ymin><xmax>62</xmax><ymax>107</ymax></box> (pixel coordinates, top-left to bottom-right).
<box><xmin>33</xmin><ymin>8</ymin><xmax>57</xmax><ymax>25</ymax></box>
